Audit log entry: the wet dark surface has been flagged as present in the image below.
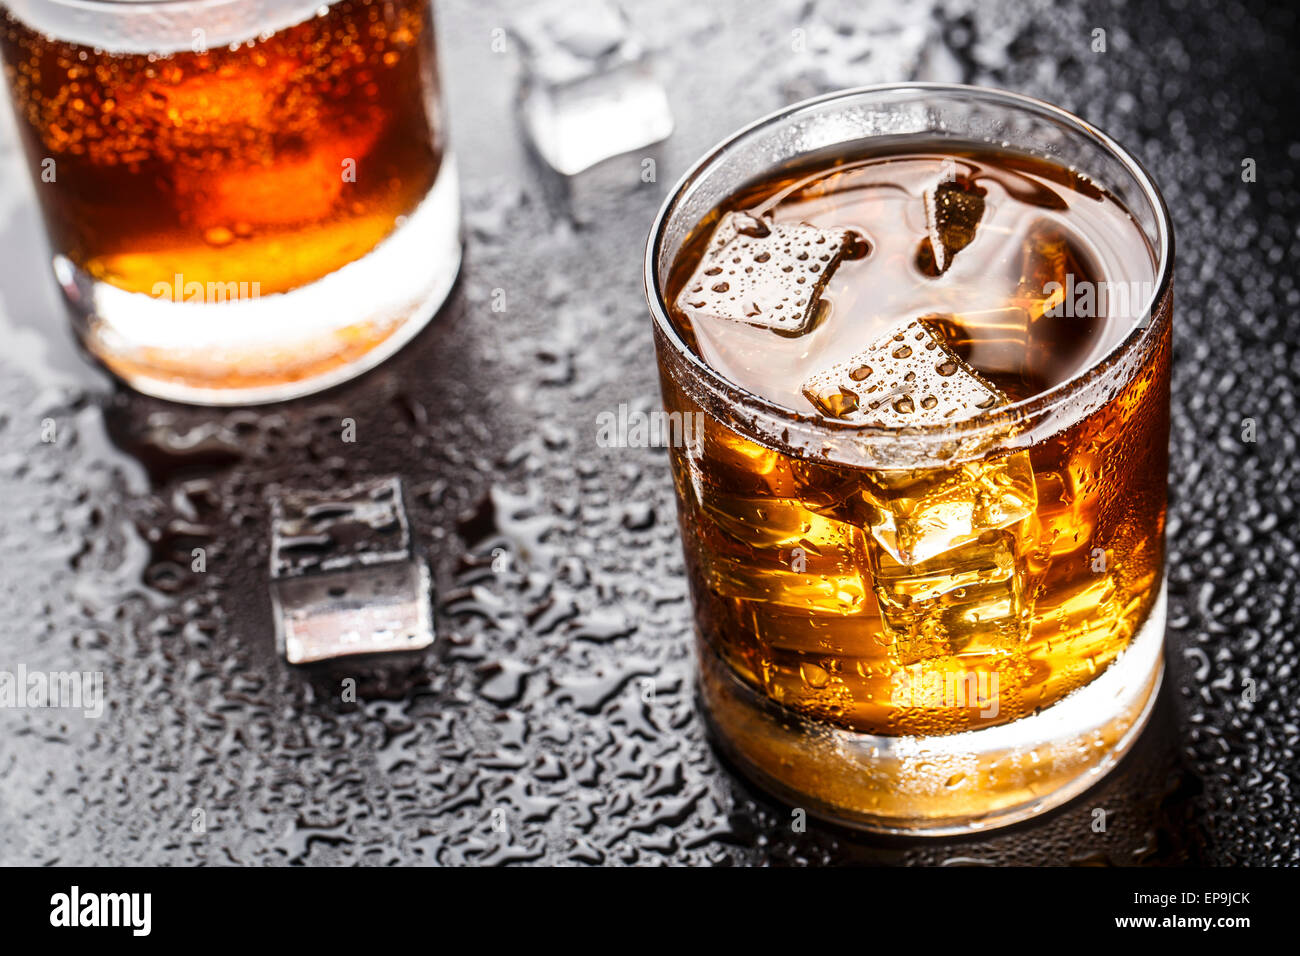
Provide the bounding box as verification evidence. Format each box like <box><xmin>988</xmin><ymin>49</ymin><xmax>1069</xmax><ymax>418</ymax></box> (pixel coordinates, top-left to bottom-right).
<box><xmin>0</xmin><ymin>0</ymin><xmax>1297</xmax><ymax>865</ymax></box>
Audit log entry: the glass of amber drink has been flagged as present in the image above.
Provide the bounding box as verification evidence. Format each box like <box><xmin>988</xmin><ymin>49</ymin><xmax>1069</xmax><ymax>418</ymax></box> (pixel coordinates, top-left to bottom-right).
<box><xmin>646</xmin><ymin>85</ymin><xmax>1173</xmax><ymax>834</ymax></box>
<box><xmin>0</xmin><ymin>0</ymin><xmax>460</xmax><ymax>404</ymax></box>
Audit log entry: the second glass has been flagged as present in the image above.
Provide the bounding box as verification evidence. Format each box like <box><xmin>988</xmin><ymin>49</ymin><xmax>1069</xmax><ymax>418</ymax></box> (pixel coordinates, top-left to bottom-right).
<box><xmin>0</xmin><ymin>0</ymin><xmax>461</xmax><ymax>403</ymax></box>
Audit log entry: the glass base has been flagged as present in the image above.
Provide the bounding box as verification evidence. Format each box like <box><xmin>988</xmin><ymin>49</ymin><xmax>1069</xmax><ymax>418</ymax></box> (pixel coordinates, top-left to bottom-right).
<box><xmin>59</xmin><ymin>157</ymin><xmax>462</xmax><ymax>406</ymax></box>
<box><xmin>700</xmin><ymin>580</ymin><xmax>1166</xmax><ymax>836</ymax></box>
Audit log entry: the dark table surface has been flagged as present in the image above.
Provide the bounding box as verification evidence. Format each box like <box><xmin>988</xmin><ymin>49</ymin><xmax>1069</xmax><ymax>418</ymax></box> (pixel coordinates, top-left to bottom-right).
<box><xmin>0</xmin><ymin>0</ymin><xmax>1296</xmax><ymax>866</ymax></box>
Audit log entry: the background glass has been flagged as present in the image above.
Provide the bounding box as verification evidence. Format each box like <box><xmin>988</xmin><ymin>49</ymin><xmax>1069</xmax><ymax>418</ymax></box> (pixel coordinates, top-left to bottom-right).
<box><xmin>0</xmin><ymin>0</ymin><xmax>461</xmax><ymax>404</ymax></box>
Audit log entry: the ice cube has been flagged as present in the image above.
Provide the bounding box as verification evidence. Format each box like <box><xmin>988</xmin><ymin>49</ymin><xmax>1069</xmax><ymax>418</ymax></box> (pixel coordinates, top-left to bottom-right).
<box><xmin>1014</xmin><ymin>223</ymin><xmax>1082</xmax><ymax>320</ymax></box>
<box><xmin>1028</xmin><ymin>463</ymin><xmax>1096</xmax><ymax>567</ymax></box>
<box><xmin>914</xmin><ymin>309</ymin><xmax>1032</xmax><ymax>384</ymax></box>
<box><xmin>1010</xmin><ymin>221</ymin><xmax>1107</xmax><ymax>379</ymax></box>
<box><xmin>174</xmin><ymin>126</ymin><xmax>377</xmax><ymax>231</ymax></box>
<box><xmin>909</xmin><ymin>223</ymin><xmax>1102</xmax><ymax>374</ymax></box>
<box><xmin>512</xmin><ymin>0</ymin><xmax>674</xmax><ymax>176</ymax></box>
<box><xmin>925</xmin><ymin>224</ymin><xmax>1107</xmax><ymax>388</ymax></box>
<box><xmin>269</xmin><ymin>477</ymin><xmax>434</xmax><ymax>665</ymax></box>
<box><xmin>678</xmin><ymin>212</ymin><xmax>868</xmax><ymax>336</ymax></box>
<box><xmin>859</xmin><ymin>459</ymin><xmax>1038</xmax><ymax>666</ymax></box>
<box><xmin>803</xmin><ymin>318</ymin><xmax>1039</xmax><ymax>663</ymax></box>
<box><xmin>869</xmin><ymin>528</ymin><xmax>1030</xmax><ymax>665</ymax></box>
<box><xmin>916</xmin><ymin>174</ymin><xmax>987</xmax><ymax>276</ymax></box>
<box><xmin>859</xmin><ymin>454</ymin><xmax>1038</xmax><ymax>567</ymax></box>
<box><xmin>696</xmin><ymin>492</ymin><xmax>873</xmax><ymax>616</ymax></box>
<box><xmin>801</xmin><ymin>316</ymin><xmax>1002</xmax><ymax>428</ymax></box>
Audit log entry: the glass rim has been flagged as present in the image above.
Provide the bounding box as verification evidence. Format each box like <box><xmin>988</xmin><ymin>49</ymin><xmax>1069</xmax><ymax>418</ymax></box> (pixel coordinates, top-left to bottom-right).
<box><xmin>643</xmin><ymin>82</ymin><xmax>1175</xmax><ymax>444</ymax></box>
<box><xmin>3</xmin><ymin>0</ymin><xmax>261</xmax><ymax>10</ymax></box>
<box><xmin>0</xmin><ymin>0</ymin><xmax>339</xmax><ymax>53</ymax></box>
<box><xmin>5</xmin><ymin>0</ymin><xmax>286</xmax><ymax>8</ymax></box>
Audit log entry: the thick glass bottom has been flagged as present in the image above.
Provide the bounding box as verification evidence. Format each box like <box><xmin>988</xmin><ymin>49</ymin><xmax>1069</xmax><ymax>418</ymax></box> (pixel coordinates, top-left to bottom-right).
<box><xmin>700</xmin><ymin>580</ymin><xmax>1166</xmax><ymax>836</ymax></box>
<box><xmin>59</xmin><ymin>158</ymin><xmax>462</xmax><ymax>406</ymax></box>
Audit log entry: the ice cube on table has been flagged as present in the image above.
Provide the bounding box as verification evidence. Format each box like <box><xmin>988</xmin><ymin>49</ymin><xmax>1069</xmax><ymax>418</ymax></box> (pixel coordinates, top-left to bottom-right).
<box><xmin>512</xmin><ymin>0</ymin><xmax>673</xmax><ymax>176</ymax></box>
<box><xmin>677</xmin><ymin>212</ymin><xmax>868</xmax><ymax>336</ymax></box>
<box><xmin>270</xmin><ymin>476</ymin><xmax>433</xmax><ymax>665</ymax></box>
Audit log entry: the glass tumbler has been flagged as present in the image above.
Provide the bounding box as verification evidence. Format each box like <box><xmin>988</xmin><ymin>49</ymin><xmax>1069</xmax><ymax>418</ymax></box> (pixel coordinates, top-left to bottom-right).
<box><xmin>0</xmin><ymin>0</ymin><xmax>461</xmax><ymax>403</ymax></box>
<box><xmin>645</xmin><ymin>84</ymin><xmax>1173</xmax><ymax>834</ymax></box>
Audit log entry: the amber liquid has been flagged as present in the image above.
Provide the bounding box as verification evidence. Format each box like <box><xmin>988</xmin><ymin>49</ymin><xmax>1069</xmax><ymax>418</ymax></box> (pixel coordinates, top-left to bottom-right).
<box><xmin>0</xmin><ymin>0</ymin><xmax>443</xmax><ymax>298</ymax></box>
<box><xmin>664</xmin><ymin>142</ymin><xmax>1169</xmax><ymax>737</ymax></box>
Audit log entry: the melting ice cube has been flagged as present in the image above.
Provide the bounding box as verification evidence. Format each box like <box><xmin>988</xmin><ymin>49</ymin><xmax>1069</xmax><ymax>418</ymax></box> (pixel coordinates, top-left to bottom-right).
<box><xmin>801</xmin><ymin>316</ymin><xmax>1002</xmax><ymax>428</ymax></box>
<box><xmin>512</xmin><ymin>0</ymin><xmax>674</xmax><ymax>176</ymax></box>
<box><xmin>1011</xmin><ymin>221</ymin><xmax>1110</xmax><ymax>379</ymax></box>
<box><xmin>270</xmin><ymin>476</ymin><xmax>434</xmax><ymax>665</ymax></box>
<box><xmin>916</xmin><ymin>174</ymin><xmax>987</xmax><ymax>276</ymax></box>
<box><xmin>677</xmin><ymin>212</ymin><xmax>869</xmax><ymax>336</ymax></box>
<box><xmin>859</xmin><ymin>452</ymin><xmax>1038</xmax><ymax>568</ymax></box>
<box><xmin>869</xmin><ymin>529</ymin><xmax>1031</xmax><ymax>665</ymax></box>
<box><xmin>917</xmin><ymin>223</ymin><xmax>1110</xmax><ymax>387</ymax></box>
<box><xmin>803</xmin><ymin>318</ymin><xmax>1039</xmax><ymax>663</ymax></box>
